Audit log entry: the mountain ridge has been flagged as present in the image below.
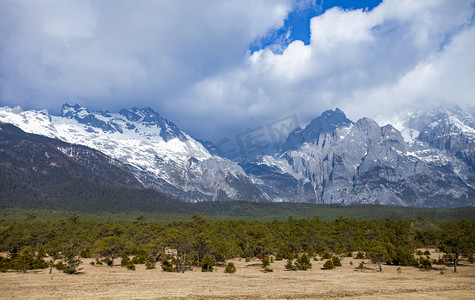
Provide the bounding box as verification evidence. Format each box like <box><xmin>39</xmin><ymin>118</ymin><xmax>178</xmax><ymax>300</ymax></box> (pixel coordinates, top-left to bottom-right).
<box><xmin>245</xmin><ymin>108</ymin><xmax>474</xmax><ymax>207</ymax></box>
<box><xmin>0</xmin><ymin>104</ymin><xmax>269</xmax><ymax>203</ymax></box>
<box><xmin>0</xmin><ymin>104</ymin><xmax>473</xmax><ymax>207</ymax></box>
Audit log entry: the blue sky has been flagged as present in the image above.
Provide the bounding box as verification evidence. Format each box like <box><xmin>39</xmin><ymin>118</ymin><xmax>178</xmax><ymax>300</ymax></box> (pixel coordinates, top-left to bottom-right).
<box><xmin>251</xmin><ymin>0</ymin><xmax>383</xmax><ymax>52</ymax></box>
<box><xmin>0</xmin><ymin>0</ymin><xmax>474</xmax><ymax>142</ymax></box>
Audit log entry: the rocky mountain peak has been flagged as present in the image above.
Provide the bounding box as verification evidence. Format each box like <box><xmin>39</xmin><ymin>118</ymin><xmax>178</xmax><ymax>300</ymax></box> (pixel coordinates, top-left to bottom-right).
<box><xmin>283</xmin><ymin>108</ymin><xmax>353</xmax><ymax>151</ymax></box>
<box><xmin>1</xmin><ymin>104</ymin><xmax>473</xmax><ymax>207</ymax></box>
<box><xmin>60</xmin><ymin>103</ymin><xmax>89</xmax><ymax>118</ymax></box>
<box><xmin>306</xmin><ymin>108</ymin><xmax>353</xmax><ymax>137</ymax></box>
<box><xmin>119</xmin><ymin>107</ymin><xmax>187</xmax><ymax>142</ymax></box>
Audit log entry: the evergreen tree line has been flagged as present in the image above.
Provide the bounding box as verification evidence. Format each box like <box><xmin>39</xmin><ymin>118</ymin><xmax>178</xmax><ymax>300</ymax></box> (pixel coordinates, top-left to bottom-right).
<box><xmin>0</xmin><ymin>214</ymin><xmax>473</xmax><ymax>274</ymax></box>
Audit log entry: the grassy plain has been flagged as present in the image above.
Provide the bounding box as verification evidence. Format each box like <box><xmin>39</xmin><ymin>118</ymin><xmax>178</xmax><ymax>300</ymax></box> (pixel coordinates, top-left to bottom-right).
<box><xmin>1</xmin><ymin>254</ymin><xmax>473</xmax><ymax>299</ymax></box>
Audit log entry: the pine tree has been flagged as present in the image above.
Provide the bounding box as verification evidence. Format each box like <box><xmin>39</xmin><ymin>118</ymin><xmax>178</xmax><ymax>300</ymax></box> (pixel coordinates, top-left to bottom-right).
<box><xmin>261</xmin><ymin>257</ymin><xmax>270</xmax><ymax>268</ymax></box>
<box><xmin>62</xmin><ymin>245</ymin><xmax>82</xmax><ymax>274</ymax></box>
<box><xmin>295</xmin><ymin>254</ymin><xmax>312</xmax><ymax>270</ymax></box>
<box><xmin>200</xmin><ymin>255</ymin><xmax>214</xmax><ymax>272</ymax></box>
<box><xmin>46</xmin><ymin>243</ymin><xmax>63</xmax><ymax>274</ymax></box>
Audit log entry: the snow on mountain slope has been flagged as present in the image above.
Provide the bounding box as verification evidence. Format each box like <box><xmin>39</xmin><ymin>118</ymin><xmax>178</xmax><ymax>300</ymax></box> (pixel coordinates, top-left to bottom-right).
<box><xmin>247</xmin><ymin>109</ymin><xmax>474</xmax><ymax>207</ymax></box>
<box><xmin>1</xmin><ymin>104</ymin><xmax>473</xmax><ymax>207</ymax></box>
<box><xmin>0</xmin><ymin>104</ymin><xmax>268</xmax><ymax>202</ymax></box>
<box><xmin>376</xmin><ymin>106</ymin><xmax>475</xmax><ymax>144</ymax></box>
<box><xmin>376</xmin><ymin>106</ymin><xmax>475</xmax><ymax>184</ymax></box>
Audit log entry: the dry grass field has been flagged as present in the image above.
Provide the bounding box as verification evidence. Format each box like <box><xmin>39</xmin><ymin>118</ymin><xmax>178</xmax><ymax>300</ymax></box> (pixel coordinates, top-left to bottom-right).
<box><xmin>1</xmin><ymin>255</ymin><xmax>473</xmax><ymax>300</ymax></box>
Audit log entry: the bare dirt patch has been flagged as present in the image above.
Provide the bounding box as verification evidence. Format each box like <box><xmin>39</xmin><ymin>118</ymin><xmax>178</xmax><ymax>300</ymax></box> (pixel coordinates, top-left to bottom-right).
<box><xmin>1</xmin><ymin>258</ymin><xmax>474</xmax><ymax>299</ymax></box>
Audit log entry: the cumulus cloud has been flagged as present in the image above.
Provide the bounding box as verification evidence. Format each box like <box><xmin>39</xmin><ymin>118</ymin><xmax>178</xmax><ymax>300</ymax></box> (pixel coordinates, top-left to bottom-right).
<box><xmin>0</xmin><ymin>0</ymin><xmax>294</xmax><ymax>111</ymax></box>
<box><xmin>0</xmin><ymin>0</ymin><xmax>474</xmax><ymax>142</ymax></box>
<box><xmin>182</xmin><ymin>0</ymin><xmax>475</xmax><ymax>140</ymax></box>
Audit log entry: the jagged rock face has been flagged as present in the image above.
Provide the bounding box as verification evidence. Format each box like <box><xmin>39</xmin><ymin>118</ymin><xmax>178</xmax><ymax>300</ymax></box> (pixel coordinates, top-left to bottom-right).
<box><xmin>1</xmin><ymin>104</ymin><xmax>473</xmax><ymax>207</ymax></box>
<box><xmin>417</xmin><ymin>111</ymin><xmax>475</xmax><ymax>176</ymax></box>
<box><xmin>283</xmin><ymin>108</ymin><xmax>353</xmax><ymax>151</ymax></box>
<box><xmin>0</xmin><ymin>104</ymin><xmax>269</xmax><ymax>202</ymax></box>
<box><xmin>248</xmin><ymin>109</ymin><xmax>474</xmax><ymax>207</ymax></box>
<box><xmin>384</xmin><ymin>107</ymin><xmax>475</xmax><ymax>186</ymax></box>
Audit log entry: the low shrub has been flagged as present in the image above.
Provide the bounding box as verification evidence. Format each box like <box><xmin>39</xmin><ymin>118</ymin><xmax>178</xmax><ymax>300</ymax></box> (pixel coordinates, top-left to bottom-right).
<box><xmin>332</xmin><ymin>256</ymin><xmax>342</xmax><ymax>267</ymax></box>
<box><xmin>323</xmin><ymin>260</ymin><xmax>335</xmax><ymax>270</ymax></box>
<box><xmin>225</xmin><ymin>262</ymin><xmax>236</xmax><ymax>273</ymax></box>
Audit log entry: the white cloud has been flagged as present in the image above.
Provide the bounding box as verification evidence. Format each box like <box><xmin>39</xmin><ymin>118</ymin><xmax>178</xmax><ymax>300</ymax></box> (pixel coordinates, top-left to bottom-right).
<box><xmin>180</xmin><ymin>0</ymin><xmax>475</xmax><ymax>140</ymax></box>
<box><xmin>0</xmin><ymin>0</ymin><xmax>294</xmax><ymax>111</ymax></box>
<box><xmin>0</xmin><ymin>0</ymin><xmax>474</xmax><ymax>141</ymax></box>
<box><xmin>348</xmin><ymin>25</ymin><xmax>475</xmax><ymax>117</ymax></box>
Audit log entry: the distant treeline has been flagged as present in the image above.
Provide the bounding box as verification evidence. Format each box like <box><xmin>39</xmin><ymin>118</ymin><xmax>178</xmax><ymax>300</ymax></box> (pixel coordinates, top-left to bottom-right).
<box><xmin>0</xmin><ymin>214</ymin><xmax>473</xmax><ymax>273</ymax></box>
<box><xmin>1</xmin><ymin>202</ymin><xmax>475</xmax><ymax>224</ymax></box>
<box><xmin>2</xmin><ymin>175</ymin><xmax>475</xmax><ymax>223</ymax></box>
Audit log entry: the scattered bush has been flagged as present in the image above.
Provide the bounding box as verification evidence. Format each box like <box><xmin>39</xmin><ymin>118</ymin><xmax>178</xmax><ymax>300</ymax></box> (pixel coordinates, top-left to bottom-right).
<box><xmin>263</xmin><ymin>268</ymin><xmax>273</xmax><ymax>272</ymax></box>
<box><xmin>285</xmin><ymin>259</ymin><xmax>296</xmax><ymax>271</ymax></box>
<box><xmin>121</xmin><ymin>256</ymin><xmax>130</xmax><ymax>267</ymax></box>
<box><xmin>145</xmin><ymin>255</ymin><xmax>156</xmax><ymax>269</ymax></box>
<box><xmin>332</xmin><ymin>256</ymin><xmax>342</xmax><ymax>267</ymax></box>
<box><xmin>102</xmin><ymin>258</ymin><xmax>113</xmax><ymax>267</ymax></box>
<box><xmin>387</xmin><ymin>248</ymin><xmax>417</xmax><ymax>266</ymax></box>
<box><xmin>54</xmin><ymin>261</ymin><xmax>67</xmax><ymax>271</ymax></box>
<box><xmin>261</xmin><ymin>256</ymin><xmax>270</xmax><ymax>269</ymax></box>
<box><xmin>355</xmin><ymin>252</ymin><xmax>365</xmax><ymax>259</ymax></box>
<box><xmin>225</xmin><ymin>262</ymin><xmax>236</xmax><ymax>273</ymax></box>
<box><xmin>419</xmin><ymin>257</ymin><xmax>432</xmax><ymax>270</ymax></box>
<box><xmin>160</xmin><ymin>256</ymin><xmax>174</xmax><ymax>272</ymax></box>
<box><xmin>323</xmin><ymin>260</ymin><xmax>335</xmax><ymax>270</ymax></box>
<box><xmin>132</xmin><ymin>254</ymin><xmax>146</xmax><ymax>264</ymax></box>
<box><xmin>125</xmin><ymin>261</ymin><xmax>136</xmax><ymax>270</ymax></box>
<box><xmin>6</xmin><ymin>246</ymin><xmax>48</xmax><ymax>272</ymax></box>
<box><xmin>295</xmin><ymin>254</ymin><xmax>312</xmax><ymax>270</ymax></box>
<box><xmin>356</xmin><ymin>262</ymin><xmax>364</xmax><ymax>272</ymax></box>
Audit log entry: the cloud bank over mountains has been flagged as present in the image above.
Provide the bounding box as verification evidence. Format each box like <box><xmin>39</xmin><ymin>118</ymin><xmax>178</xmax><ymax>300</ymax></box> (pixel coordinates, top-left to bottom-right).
<box><xmin>0</xmin><ymin>0</ymin><xmax>474</xmax><ymax>141</ymax></box>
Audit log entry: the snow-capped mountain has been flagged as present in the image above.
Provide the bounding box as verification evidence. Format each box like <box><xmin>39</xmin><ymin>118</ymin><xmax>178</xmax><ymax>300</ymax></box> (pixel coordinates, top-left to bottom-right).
<box><xmin>245</xmin><ymin>108</ymin><xmax>474</xmax><ymax>207</ymax></box>
<box><xmin>0</xmin><ymin>122</ymin><xmax>182</xmax><ymax>211</ymax></box>
<box><xmin>0</xmin><ymin>103</ymin><xmax>473</xmax><ymax>207</ymax></box>
<box><xmin>377</xmin><ymin>106</ymin><xmax>475</xmax><ymax>185</ymax></box>
<box><xmin>0</xmin><ymin>104</ymin><xmax>268</xmax><ymax>202</ymax></box>
<box><xmin>0</xmin><ymin>121</ymin><xmax>133</xmax><ymax>208</ymax></box>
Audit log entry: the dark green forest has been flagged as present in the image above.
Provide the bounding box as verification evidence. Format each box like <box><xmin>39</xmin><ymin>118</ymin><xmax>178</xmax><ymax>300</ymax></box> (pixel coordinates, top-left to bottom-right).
<box><xmin>1</xmin><ymin>213</ymin><xmax>473</xmax><ymax>274</ymax></box>
<box><xmin>1</xmin><ymin>202</ymin><xmax>474</xmax><ymax>223</ymax></box>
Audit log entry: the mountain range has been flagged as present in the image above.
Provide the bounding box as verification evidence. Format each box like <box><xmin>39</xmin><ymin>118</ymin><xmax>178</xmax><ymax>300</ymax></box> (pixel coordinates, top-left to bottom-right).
<box><xmin>0</xmin><ymin>104</ymin><xmax>473</xmax><ymax>208</ymax></box>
